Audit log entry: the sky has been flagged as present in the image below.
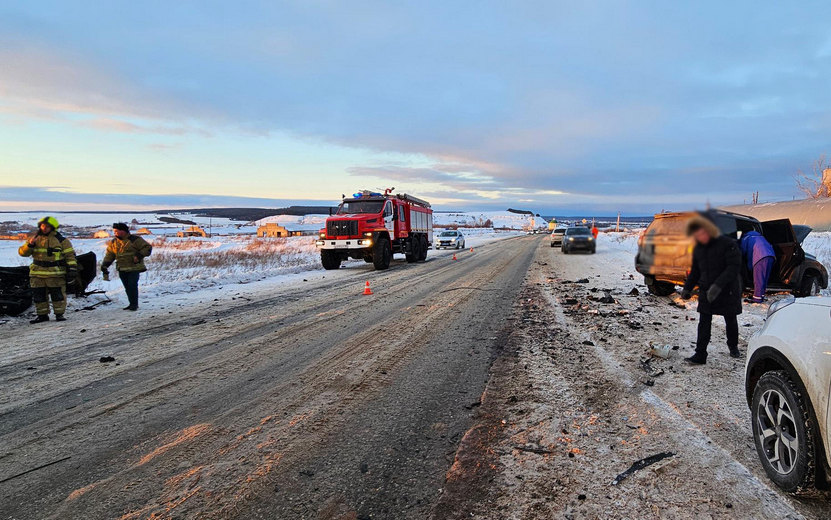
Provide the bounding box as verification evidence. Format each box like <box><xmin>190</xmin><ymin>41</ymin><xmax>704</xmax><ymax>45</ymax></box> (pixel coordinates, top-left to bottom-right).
<box><xmin>1</xmin><ymin>1</ymin><xmax>829</xmax><ymax>215</ymax></box>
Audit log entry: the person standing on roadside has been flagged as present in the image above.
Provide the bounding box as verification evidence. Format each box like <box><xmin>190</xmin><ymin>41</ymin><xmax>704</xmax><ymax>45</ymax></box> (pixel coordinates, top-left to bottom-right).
<box><xmin>18</xmin><ymin>216</ymin><xmax>77</xmax><ymax>324</ymax></box>
<box><xmin>679</xmin><ymin>214</ymin><xmax>743</xmax><ymax>364</ymax></box>
<box><xmin>740</xmin><ymin>231</ymin><xmax>776</xmax><ymax>303</ymax></box>
<box><xmin>591</xmin><ymin>224</ymin><xmax>599</xmax><ymax>239</ymax></box>
<box><xmin>101</xmin><ymin>223</ymin><xmax>152</xmax><ymax>311</ymax></box>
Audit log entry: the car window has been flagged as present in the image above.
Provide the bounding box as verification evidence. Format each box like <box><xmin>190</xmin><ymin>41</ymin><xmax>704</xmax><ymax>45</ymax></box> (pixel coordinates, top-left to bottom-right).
<box><xmin>338</xmin><ymin>200</ymin><xmax>384</xmax><ymax>214</ymax></box>
<box><xmin>646</xmin><ymin>217</ymin><xmax>688</xmax><ymax>235</ymax></box>
<box><xmin>566</xmin><ymin>227</ymin><xmax>591</xmax><ymax>236</ymax></box>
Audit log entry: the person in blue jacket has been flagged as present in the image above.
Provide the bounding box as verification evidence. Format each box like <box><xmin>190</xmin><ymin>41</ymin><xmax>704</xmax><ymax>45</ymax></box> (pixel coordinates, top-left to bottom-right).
<box><xmin>740</xmin><ymin>231</ymin><xmax>776</xmax><ymax>303</ymax></box>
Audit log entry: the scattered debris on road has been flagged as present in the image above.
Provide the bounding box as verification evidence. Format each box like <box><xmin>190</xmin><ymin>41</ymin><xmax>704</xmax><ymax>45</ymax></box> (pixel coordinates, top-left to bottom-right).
<box><xmin>611</xmin><ymin>451</ymin><xmax>676</xmax><ymax>486</ymax></box>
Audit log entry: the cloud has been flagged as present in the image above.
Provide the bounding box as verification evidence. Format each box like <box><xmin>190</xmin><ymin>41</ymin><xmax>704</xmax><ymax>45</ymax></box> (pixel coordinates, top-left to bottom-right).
<box><xmin>1</xmin><ymin>2</ymin><xmax>830</xmax><ymax>213</ymax></box>
<box><xmin>0</xmin><ymin>186</ymin><xmax>328</xmax><ymax>210</ymax></box>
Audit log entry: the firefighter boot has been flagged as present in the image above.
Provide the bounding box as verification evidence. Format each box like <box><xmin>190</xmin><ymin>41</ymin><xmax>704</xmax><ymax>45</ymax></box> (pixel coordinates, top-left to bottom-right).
<box><xmin>30</xmin><ymin>315</ymin><xmax>50</xmax><ymax>325</ymax></box>
<box><xmin>55</xmin><ymin>314</ymin><xmax>66</xmax><ymax>322</ymax></box>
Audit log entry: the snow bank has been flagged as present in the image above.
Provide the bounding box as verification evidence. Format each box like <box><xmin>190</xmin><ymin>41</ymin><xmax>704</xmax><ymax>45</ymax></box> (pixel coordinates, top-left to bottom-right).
<box><xmin>252</xmin><ymin>214</ymin><xmax>327</xmax><ymax>231</ymax></box>
<box><xmin>433</xmin><ymin>211</ymin><xmax>547</xmax><ymax>230</ymax></box>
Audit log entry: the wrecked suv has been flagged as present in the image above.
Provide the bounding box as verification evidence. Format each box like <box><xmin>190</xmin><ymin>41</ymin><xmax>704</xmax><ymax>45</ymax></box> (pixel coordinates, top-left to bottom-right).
<box><xmin>635</xmin><ymin>210</ymin><xmax>828</xmax><ymax>297</ymax></box>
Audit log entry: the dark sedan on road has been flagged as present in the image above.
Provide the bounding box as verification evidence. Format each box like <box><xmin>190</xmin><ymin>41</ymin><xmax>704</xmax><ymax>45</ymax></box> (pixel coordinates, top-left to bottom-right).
<box><xmin>562</xmin><ymin>226</ymin><xmax>596</xmax><ymax>254</ymax></box>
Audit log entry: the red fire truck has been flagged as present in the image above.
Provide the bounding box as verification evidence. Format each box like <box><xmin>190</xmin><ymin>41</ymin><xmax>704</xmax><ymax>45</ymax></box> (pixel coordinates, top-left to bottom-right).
<box><xmin>316</xmin><ymin>189</ymin><xmax>433</xmax><ymax>270</ymax></box>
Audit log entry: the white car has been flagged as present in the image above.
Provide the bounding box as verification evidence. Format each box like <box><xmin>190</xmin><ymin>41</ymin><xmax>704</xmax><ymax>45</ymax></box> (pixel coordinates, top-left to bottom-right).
<box><xmin>746</xmin><ymin>296</ymin><xmax>831</xmax><ymax>492</ymax></box>
<box><xmin>435</xmin><ymin>230</ymin><xmax>465</xmax><ymax>249</ymax></box>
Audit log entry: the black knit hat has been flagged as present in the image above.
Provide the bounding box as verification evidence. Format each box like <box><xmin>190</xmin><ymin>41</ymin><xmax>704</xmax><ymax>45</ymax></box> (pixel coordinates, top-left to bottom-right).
<box><xmin>113</xmin><ymin>222</ymin><xmax>130</xmax><ymax>232</ymax></box>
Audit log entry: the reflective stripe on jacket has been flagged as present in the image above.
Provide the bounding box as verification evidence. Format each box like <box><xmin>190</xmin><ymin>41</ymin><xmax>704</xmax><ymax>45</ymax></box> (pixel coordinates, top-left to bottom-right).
<box><xmin>102</xmin><ymin>235</ymin><xmax>153</xmax><ymax>272</ymax></box>
<box><xmin>18</xmin><ymin>231</ymin><xmax>77</xmax><ymax>278</ymax></box>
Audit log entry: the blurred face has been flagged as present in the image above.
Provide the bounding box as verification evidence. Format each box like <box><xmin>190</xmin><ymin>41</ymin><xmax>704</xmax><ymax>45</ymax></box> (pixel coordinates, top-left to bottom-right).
<box><xmin>692</xmin><ymin>228</ymin><xmax>711</xmax><ymax>245</ymax></box>
<box><xmin>39</xmin><ymin>222</ymin><xmax>53</xmax><ymax>234</ymax></box>
<box><xmin>113</xmin><ymin>228</ymin><xmax>128</xmax><ymax>239</ymax></box>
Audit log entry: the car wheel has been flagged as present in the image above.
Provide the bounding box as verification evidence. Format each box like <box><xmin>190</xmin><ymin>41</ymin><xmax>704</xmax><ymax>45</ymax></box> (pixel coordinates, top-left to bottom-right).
<box><xmin>406</xmin><ymin>236</ymin><xmax>421</xmax><ymax>263</ymax></box>
<box><xmin>372</xmin><ymin>236</ymin><xmax>391</xmax><ymax>270</ymax></box>
<box><xmin>795</xmin><ymin>274</ymin><xmax>820</xmax><ymax>298</ymax></box>
<box><xmin>751</xmin><ymin>371</ymin><xmax>817</xmax><ymax>492</ymax></box>
<box><xmin>646</xmin><ymin>280</ymin><xmax>675</xmax><ymax>296</ymax></box>
<box><xmin>320</xmin><ymin>250</ymin><xmax>341</xmax><ymax>270</ymax></box>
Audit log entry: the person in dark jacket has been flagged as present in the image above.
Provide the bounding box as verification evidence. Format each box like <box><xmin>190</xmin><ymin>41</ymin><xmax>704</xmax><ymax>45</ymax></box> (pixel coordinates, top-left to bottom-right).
<box><xmin>101</xmin><ymin>223</ymin><xmax>152</xmax><ymax>311</ymax></box>
<box><xmin>679</xmin><ymin>214</ymin><xmax>743</xmax><ymax>364</ymax></box>
<box><xmin>740</xmin><ymin>231</ymin><xmax>775</xmax><ymax>303</ymax></box>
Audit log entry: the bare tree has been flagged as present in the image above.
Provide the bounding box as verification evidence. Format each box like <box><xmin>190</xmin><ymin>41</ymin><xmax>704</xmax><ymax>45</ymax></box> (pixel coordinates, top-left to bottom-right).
<box><xmin>794</xmin><ymin>154</ymin><xmax>831</xmax><ymax>199</ymax></box>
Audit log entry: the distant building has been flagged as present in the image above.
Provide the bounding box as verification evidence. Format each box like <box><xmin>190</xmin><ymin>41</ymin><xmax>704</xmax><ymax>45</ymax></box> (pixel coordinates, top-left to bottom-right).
<box><xmin>92</xmin><ymin>230</ymin><xmax>110</xmax><ymax>239</ymax></box>
<box><xmin>134</xmin><ymin>228</ymin><xmax>153</xmax><ymax>235</ymax></box>
<box><xmin>177</xmin><ymin>226</ymin><xmax>208</xmax><ymax>238</ymax></box>
<box><xmin>257</xmin><ymin>223</ymin><xmax>290</xmax><ymax>238</ymax></box>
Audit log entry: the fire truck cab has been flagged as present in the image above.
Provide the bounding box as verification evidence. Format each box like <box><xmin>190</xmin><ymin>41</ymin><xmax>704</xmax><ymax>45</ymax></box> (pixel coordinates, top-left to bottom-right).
<box><xmin>316</xmin><ymin>189</ymin><xmax>433</xmax><ymax>270</ymax></box>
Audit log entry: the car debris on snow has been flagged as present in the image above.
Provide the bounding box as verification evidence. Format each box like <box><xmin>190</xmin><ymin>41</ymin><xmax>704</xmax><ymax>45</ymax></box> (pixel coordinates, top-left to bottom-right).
<box><xmin>611</xmin><ymin>451</ymin><xmax>677</xmax><ymax>485</ymax></box>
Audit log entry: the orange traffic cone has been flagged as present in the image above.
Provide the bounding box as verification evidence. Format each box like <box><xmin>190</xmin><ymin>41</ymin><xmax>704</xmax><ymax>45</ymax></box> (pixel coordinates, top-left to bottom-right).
<box><xmin>469</xmin><ymin>247</ymin><xmax>474</xmax><ymax>253</ymax></box>
<box><xmin>452</xmin><ymin>253</ymin><xmax>457</xmax><ymax>261</ymax></box>
<box><xmin>363</xmin><ymin>280</ymin><xmax>373</xmax><ymax>295</ymax></box>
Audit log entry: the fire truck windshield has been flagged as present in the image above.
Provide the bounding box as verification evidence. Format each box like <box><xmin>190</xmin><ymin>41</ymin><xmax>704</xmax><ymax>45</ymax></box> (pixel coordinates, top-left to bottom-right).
<box><xmin>337</xmin><ymin>200</ymin><xmax>385</xmax><ymax>215</ymax></box>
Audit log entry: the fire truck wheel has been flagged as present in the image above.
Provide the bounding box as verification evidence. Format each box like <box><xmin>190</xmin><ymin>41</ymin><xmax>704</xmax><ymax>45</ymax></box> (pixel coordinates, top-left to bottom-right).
<box><xmin>419</xmin><ymin>235</ymin><xmax>428</xmax><ymax>261</ymax></box>
<box><xmin>373</xmin><ymin>236</ymin><xmax>391</xmax><ymax>270</ymax></box>
<box><xmin>320</xmin><ymin>250</ymin><xmax>341</xmax><ymax>270</ymax></box>
<box><xmin>406</xmin><ymin>236</ymin><xmax>420</xmax><ymax>263</ymax></box>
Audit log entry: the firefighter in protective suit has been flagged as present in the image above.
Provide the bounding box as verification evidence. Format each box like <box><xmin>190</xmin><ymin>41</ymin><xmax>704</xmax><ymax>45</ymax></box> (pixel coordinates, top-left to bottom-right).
<box><xmin>101</xmin><ymin>223</ymin><xmax>152</xmax><ymax>311</ymax></box>
<box><xmin>18</xmin><ymin>216</ymin><xmax>78</xmax><ymax>324</ymax></box>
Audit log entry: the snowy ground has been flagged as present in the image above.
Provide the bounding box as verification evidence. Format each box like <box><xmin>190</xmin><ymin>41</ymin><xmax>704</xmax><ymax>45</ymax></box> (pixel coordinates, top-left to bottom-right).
<box><xmin>437</xmin><ymin>234</ymin><xmax>829</xmax><ymax>519</ymax></box>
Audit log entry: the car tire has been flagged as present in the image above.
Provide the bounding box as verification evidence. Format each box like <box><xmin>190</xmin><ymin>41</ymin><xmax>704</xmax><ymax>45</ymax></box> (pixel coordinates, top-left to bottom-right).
<box><xmin>646</xmin><ymin>280</ymin><xmax>675</xmax><ymax>296</ymax></box>
<box><xmin>562</xmin><ymin>247</ymin><xmax>569</xmax><ymax>254</ymax></box>
<box><xmin>419</xmin><ymin>235</ymin><xmax>429</xmax><ymax>261</ymax></box>
<box><xmin>751</xmin><ymin>370</ymin><xmax>817</xmax><ymax>493</ymax></box>
<box><xmin>795</xmin><ymin>273</ymin><xmax>820</xmax><ymax>298</ymax></box>
<box><xmin>320</xmin><ymin>250</ymin><xmax>341</xmax><ymax>270</ymax></box>
<box><xmin>406</xmin><ymin>235</ymin><xmax>420</xmax><ymax>263</ymax></box>
<box><xmin>373</xmin><ymin>236</ymin><xmax>391</xmax><ymax>270</ymax></box>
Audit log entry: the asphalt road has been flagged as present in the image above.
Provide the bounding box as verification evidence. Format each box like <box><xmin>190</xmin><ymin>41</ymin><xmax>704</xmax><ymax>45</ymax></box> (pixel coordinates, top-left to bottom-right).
<box><xmin>0</xmin><ymin>235</ymin><xmax>536</xmax><ymax>519</ymax></box>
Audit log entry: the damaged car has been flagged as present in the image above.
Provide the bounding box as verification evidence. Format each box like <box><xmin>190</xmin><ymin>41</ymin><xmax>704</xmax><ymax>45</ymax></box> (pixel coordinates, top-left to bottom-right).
<box><xmin>635</xmin><ymin>209</ymin><xmax>828</xmax><ymax>297</ymax></box>
<box><xmin>745</xmin><ymin>296</ymin><xmax>831</xmax><ymax>492</ymax></box>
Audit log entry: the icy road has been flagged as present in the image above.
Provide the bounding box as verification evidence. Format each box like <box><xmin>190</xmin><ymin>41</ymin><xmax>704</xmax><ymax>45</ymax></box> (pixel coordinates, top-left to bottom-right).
<box><xmin>0</xmin><ymin>235</ymin><xmax>829</xmax><ymax>519</ymax></box>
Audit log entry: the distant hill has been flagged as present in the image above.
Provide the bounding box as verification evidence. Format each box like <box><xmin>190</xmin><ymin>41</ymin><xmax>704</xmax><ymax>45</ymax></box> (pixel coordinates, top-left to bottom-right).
<box><xmin>184</xmin><ymin>206</ymin><xmax>337</xmax><ymax>221</ymax></box>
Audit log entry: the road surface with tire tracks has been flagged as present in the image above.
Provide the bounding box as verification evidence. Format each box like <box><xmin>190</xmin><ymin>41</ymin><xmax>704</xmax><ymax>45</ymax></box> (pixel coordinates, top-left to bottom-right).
<box><xmin>0</xmin><ymin>235</ymin><xmax>536</xmax><ymax>519</ymax></box>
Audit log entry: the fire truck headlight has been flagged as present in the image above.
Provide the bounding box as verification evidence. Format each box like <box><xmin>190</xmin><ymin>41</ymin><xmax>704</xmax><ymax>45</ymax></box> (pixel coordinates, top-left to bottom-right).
<box><xmin>315</xmin><ymin>240</ymin><xmax>324</xmax><ymax>246</ymax></box>
<box><xmin>319</xmin><ymin>232</ymin><xmax>326</xmax><ymax>238</ymax></box>
<box><xmin>364</xmin><ymin>232</ymin><xmax>373</xmax><ymax>237</ymax></box>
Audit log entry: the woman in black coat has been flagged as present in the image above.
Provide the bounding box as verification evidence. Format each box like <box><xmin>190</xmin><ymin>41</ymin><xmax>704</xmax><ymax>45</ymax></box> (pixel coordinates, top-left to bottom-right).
<box><xmin>680</xmin><ymin>214</ymin><xmax>743</xmax><ymax>364</ymax></box>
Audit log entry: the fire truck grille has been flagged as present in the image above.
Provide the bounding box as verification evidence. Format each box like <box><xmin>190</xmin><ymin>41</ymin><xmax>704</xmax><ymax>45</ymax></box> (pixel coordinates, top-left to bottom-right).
<box><xmin>327</xmin><ymin>220</ymin><xmax>359</xmax><ymax>237</ymax></box>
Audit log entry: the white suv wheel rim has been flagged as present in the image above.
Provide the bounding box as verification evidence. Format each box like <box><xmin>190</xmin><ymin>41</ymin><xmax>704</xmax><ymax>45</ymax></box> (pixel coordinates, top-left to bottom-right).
<box><xmin>757</xmin><ymin>389</ymin><xmax>799</xmax><ymax>475</ymax></box>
